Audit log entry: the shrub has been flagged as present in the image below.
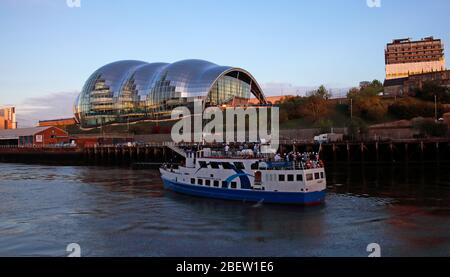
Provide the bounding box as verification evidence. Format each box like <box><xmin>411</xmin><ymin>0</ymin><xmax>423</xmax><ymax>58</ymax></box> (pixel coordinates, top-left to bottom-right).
<box><xmin>388</xmin><ymin>97</ymin><xmax>443</xmax><ymax>119</ymax></box>
<box><xmin>347</xmin><ymin>117</ymin><xmax>368</xmax><ymax>140</ymax></box>
<box><xmin>412</xmin><ymin>117</ymin><xmax>448</xmax><ymax>137</ymax></box>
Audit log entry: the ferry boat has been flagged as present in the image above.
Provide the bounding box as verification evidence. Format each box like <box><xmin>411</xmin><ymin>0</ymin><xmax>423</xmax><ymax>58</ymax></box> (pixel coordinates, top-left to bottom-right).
<box><xmin>160</xmin><ymin>147</ymin><xmax>326</xmax><ymax>205</ymax></box>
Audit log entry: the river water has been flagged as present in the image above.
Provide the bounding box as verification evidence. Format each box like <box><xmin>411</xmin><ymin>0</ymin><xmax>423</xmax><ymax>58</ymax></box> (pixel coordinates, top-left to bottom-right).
<box><xmin>0</xmin><ymin>162</ymin><xmax>449</xmax><ymax>257</ymax></box>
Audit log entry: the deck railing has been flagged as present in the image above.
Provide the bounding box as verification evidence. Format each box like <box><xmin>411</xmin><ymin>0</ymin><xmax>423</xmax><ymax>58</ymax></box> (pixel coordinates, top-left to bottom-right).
<box><xmin>261</xmin><ymin>161</ymin><xmax>324</xmax><ymax>171</ymax></box>
<box><xmin>0</xmin><ymin>144</ymin><xmax>77</xmax><ymax>149</ymax></box>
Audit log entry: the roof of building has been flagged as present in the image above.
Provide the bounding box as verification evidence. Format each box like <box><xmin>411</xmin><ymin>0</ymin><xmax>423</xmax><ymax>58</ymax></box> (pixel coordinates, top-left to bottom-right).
<box><xmin>0</xmin><ymin>126</ymin><xmax>64</xmax><ymax>139</ymax></box>
<box><xmin>247</xmin><ymin>95</ymin><xmax>294</xmax><ymax>105</ymax></box>
<box><xmin>388</xmin><ymin>37</ymin><xmax>440</xmax><ymax>45</ymax></box>
<box><xmin>78</xmin><ymin>59</ymin><xmax>266</xmax><ymax>105</ymax></box>
<box><xmin>39</xmin><ymin>117</ymin><xmax>76</xmax><ymax>123</ymax></box>
<box><xmin>369</xmin><ymin>120</ymin><xmax>412</xmax><ymax>129</ymax></box>
<box><xmin>384</xmin><ymin>77</ymin><xmax>408</xmax><ymax>87</ymax></box>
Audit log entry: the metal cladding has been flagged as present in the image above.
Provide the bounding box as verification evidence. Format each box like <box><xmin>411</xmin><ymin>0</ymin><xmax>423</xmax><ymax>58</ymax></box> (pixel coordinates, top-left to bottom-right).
<box><xmin>75</xmin><ymin>59</ymin><xmax>266</xmax><ymax>127</ymax></box>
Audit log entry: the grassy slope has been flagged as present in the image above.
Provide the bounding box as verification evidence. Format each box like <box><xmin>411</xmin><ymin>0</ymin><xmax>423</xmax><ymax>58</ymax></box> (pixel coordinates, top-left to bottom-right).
<box><xmin>280</xmin><ymin>98</ymin><xmax>407</xmax><ymax>130</ymax></box>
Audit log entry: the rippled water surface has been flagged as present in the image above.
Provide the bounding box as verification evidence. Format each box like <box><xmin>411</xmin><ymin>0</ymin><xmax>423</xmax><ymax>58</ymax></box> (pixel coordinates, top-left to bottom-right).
<box><xmin>0</xmin><ymin>163</ymin><xmax>449</xmax><ymax>256</ymax></box>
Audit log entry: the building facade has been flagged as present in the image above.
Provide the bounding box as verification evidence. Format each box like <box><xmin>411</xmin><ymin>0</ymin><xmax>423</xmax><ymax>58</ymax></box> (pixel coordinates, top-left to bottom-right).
<box><xmin>0</xmin><ymin>106</ymin><xmax>17</xmax><ymax>130</ymax></box>
<box><xmin>75</xmin><ymin>59</ymin><xmax>267</xmax><ymax>128</ymax></box>
<box><xmin>385</xmin><ymin>37</ymin><xmax>445</xmax><ymax>80</ymax></box>
<box><xmin>0</xmin><ymin>126</ymin><xmax>69</xmax><ymax>146</ymax></box>
<box><xmin>403</xmin><ymin>70</ymin><xmax>450</xmax><ymax>95</ymax></box>
<box><xmin>384</xmin><ymin>70</ymin><xmax>450</xmax><ymax>96</ymax></box>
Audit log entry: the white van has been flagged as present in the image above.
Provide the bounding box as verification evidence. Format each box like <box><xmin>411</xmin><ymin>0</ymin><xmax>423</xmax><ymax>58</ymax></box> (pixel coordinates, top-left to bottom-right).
<box><xmin>314</xmin><ymin>133</ymin><xmax>343</xmax><ymax>144</ymax></box>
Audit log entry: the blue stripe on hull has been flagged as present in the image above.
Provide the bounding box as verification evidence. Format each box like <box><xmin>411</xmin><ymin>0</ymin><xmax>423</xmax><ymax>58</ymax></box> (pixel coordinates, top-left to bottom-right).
<box><xmin>162</xmin><ymin>178</ymin><xmax>325</xmax><ymax>205</ymax></box>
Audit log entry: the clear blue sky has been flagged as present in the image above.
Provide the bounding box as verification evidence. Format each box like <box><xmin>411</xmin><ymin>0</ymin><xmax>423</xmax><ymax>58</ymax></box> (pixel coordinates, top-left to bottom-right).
<box><xmin>1</xmin><ymin>0</ymin><xmax>449</xmax><ymax>104</ymax></box>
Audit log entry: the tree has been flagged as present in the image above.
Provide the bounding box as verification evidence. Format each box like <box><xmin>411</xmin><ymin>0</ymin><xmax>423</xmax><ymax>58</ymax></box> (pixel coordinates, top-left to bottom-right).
<box><xmin>346</xmin><ymin>85</ymin><xmax>387</xmax><ymax>122</ymax></box>
<box><xmin>308</xmin><ymin>85</ymin><xmax>331</xmax><ymax>100</ymax></box>
<box><xmin>388</xmin><ymin>97</ymin><xmax>444</xmax><ymax>119</ymax></box>
<box><xmin>316</xmin><ymin>119</ymin><xmax>333</xmax><ymax>134</ymax></box>
<box><xmin>293</xmin><ymin>86</ymin><xmax>332</xmax><ymax>122</ymax></box>
<box><xmin>370</xmin><ymin>79</ymin><xmax>383</xmax><ymax>91</ymax></box>
<box><xmin>279</xmin><ymin>108</ymin><xmax>290</xmax><ymax>124</ymax></box>
<box><xmin>279</xmin><ymin>86</ymin><xmax>333</xmax><ymax>123</ymax></box>
<box><xmin>298</xmin><ymin>94</ymin><xmax>331</xmax><ymax>122</ymax></box>
<box><xmin>415</xmin><ymin>81</ymin><xmax>450</xmax><ymax>103</ymax></box>
<box><xmin>279</xmin><ymin>96</ymin><xmax>305</xmax><ymax>120</ymax></box>
<box><xmin>347</xmin><ymin>117</ymin><xmax>368</xmax><ymax>140</ymax></box>
<box><xmin>347</xmin><ymin>87</ymin><xmax>359</xmax><ymax>99</ymax></box>
<box><xmin>356</xmin><ymin>95</ymin><xmax>387</xmax><ymax>121</ymax></box>
<box><xmin>412</xmin><ymin>117</ymin><xmax>448</xmax><ymax>137</ymax></box>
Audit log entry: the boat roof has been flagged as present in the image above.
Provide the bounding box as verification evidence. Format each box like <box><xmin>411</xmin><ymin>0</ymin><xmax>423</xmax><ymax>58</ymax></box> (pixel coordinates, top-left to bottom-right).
<box><xmin>200</xmin><ymin>156</ymin><xmax>261</xmax><ymax>160</ymax></box>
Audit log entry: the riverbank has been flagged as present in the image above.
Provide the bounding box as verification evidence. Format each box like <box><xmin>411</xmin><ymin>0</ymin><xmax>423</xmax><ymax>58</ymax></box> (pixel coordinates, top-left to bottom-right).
<box><xmin>2</xmin><ymin>138</ymin><xmax>450</xmax><ymax>165</ymax></box>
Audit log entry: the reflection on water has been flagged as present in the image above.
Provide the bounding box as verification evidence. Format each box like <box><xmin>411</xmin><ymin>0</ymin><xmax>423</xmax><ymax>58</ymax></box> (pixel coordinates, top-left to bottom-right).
<box><xmin>327</xmin><ymin>164</ymin><xmax>450</xmax><ymax>207</ymax></box>
<box><xmin>0</xmin><ymin>163</ymin><xmax>449</xmax><ymax>256</ymax></box>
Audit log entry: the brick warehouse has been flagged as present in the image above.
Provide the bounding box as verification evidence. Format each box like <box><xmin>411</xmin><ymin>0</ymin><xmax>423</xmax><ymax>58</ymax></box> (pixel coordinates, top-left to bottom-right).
<box><xmin>0</xmin><ymin>126</ymin><xmax>69</xmax><ymax>146</ymax></box>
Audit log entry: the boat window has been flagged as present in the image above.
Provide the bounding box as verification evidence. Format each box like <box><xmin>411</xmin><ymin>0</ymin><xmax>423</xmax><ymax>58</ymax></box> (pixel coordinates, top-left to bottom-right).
<box><xmin>230</xmin><ymin>182</ymin><xmax>237</xmax><ymax>189</ymax></box>
<box><xmin>287</xmin><ymin>174</ymin><xmax>294</xmax><ymax>182</ymax></box>
<box><xmin>278</xmin><ymin>175</ymin><xmax>285</xmax><ymax>182</ymax></box>
<box><xmin>296</xmin><ymin>174</ymin><xmax>303</xmax><ymax>181</ymax></box>
<box><xmin>222</xmin><ymin>162</ymin><xmax>234</xmax><ymax>169</ymax></box>
<box><xmin>320</xmin><ymin>172</ymin><xmax>324</xmax><ymax>179</ymax></box>
<box><xmin>199</xmin><ymin>161</ymin><xmax>207</xmax><ymax>168</ymax></box>
<box><xmin>210</xmin><ymin>162</ymin><xmax>220</xmax><ymax>169</ymax></box>
<box><xmin>251</xmin><ymin>162</ymin><xmax>259</xmax><ymax>170</ymax></box>
<box><xmin>197</xmin><ymin>179</ymin><xmax>203</xmax><ymax>185</ymax></box>
<box><xmin>255</xmin><ymin>171</ymin><xmax>262</xmax><ymax>183</ymax></box>
<box><xmin>205</xmin><ymin>180</ymin><xmax>211</xmax><ymax>186</ymax></box>
<box><xmin>222</xmin><ymin>181</ymin><xmax>228</xmax><ymax>188</ymax></box>
<box><xmin>306</xmin><ymin>173</ymin><xmax>313</xmax><ymax>181</ymax></box>
<box><xmin>214</xmin><ymin>180</ymin><xmax>219</xmax><ymax>187</ymax></box>
<box><xmin>191</xmin><ymin>178</ymin><xmax>195</xmax><ymax>184</ymax></box>
<box><xmin>234</xmin><ymin>162</ymin><xmax>245</xmax><ymax>170</ymax></box>
<box><xmin>315</xmin><ymin>172</ymin><xmax>320</xmax><ymax>180</ymax></box>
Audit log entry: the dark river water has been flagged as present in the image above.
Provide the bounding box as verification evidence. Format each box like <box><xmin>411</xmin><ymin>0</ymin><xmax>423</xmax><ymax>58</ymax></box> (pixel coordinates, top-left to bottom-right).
<box><xmin>0</xmin><ymin>162</ymin><xmax>449</xmax><ymax>257</ymax></box>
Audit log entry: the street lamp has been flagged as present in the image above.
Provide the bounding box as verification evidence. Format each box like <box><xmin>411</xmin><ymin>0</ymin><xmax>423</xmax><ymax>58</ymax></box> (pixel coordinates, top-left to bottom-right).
<box><xmin>434</xmin><ymin>94</ymin><xmax>438</xmax><ymax>122</ymax></box>
<box><xmin>350</xmin><ymin>98</ymin><xmax>353</xmax><ymax>121</ymax></box>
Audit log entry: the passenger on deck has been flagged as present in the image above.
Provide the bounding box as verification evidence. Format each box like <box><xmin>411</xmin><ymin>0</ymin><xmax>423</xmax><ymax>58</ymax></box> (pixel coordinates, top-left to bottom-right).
<box><xmin>274</xmin><ymin>153</ymin><xmax>282</xmax><ymax>162</ymax></box>
<box><xmin>224</xmin><ymin>144</ymin><xmax>230</xmax><ymax>156</ymax></box>
<box><xmin>253</xmin><ymin>144</ymin><xmax>259</xmax><ymax>156</ymax></box>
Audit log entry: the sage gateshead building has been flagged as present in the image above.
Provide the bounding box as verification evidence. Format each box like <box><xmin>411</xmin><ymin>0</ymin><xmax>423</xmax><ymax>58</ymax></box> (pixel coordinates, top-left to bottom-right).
<box><xmin>74</xmin><ymin>59</ymin><xmax>267</xmax><ymax>128</ymax></box>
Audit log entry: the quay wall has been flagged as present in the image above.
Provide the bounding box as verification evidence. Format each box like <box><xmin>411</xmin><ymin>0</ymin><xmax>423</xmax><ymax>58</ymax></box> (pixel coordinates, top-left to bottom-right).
<box><xmin>1</xmin><ymin>139</ymin><xmax>450</xmax><ymax>165</ymax></box>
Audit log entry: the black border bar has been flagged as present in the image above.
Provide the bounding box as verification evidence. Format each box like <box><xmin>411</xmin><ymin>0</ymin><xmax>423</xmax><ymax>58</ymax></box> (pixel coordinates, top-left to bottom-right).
<box><xmin>0</xmin><ymin>257</ymin><xmax>447</xmax><ymax>275</ymax></box>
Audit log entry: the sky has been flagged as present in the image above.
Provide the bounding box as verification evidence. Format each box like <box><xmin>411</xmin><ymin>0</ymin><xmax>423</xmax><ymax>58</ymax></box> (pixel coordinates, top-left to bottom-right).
<box><xmin>0</xmin><ymin>0</ymin><xmax>449</xmax><ymax>125</ymax></box>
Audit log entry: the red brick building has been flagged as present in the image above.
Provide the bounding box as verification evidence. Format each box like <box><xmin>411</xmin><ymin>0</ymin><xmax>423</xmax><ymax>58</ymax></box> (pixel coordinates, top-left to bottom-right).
<box><xmin>0</xmin><ymin>126</ymin><xmax>69</xmax><ymax>146</ymax></box>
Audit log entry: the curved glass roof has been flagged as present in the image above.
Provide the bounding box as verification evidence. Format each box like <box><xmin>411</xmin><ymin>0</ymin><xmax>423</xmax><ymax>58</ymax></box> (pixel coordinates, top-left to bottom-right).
<box><xmin>75</xmin><ymin>59</ymin><xmax>266</xmax><ymax>127</ymax></box>
<box><xmin>82</xmin><ymin>59</ymin><xmax>265</xmax><ymax>102</ymax></box>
